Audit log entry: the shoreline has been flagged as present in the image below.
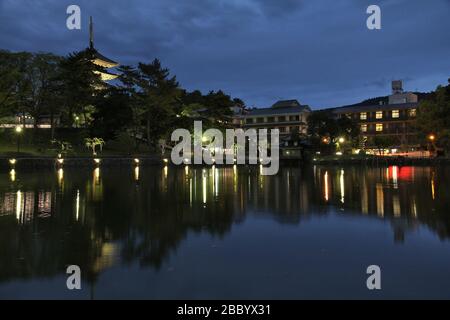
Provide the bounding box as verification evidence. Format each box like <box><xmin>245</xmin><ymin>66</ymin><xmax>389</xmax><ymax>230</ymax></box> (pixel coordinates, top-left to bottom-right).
<box><xmin>312</xmin><ymin>156</ymin><xmax>450</xmax><ymax>166</ymax></box>
<box><xmin>1</xmin><ymin>155</ymin><xmax>449</xmax><ymax>170</ymax></box>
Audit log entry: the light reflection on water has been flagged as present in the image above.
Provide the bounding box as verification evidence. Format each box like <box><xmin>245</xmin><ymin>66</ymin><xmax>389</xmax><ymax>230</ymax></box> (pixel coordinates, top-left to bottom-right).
<box><xmin>0</xmin><ymin>165</ymin><xmax>450</xmax><ymax>299</ymax></box>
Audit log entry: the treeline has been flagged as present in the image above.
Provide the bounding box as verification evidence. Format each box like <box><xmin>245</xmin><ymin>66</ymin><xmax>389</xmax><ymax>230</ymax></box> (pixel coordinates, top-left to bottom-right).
<box><xmin>416</xmin><ymin>82</ymin><xmax>450</xmax><ymax>154</ymax></box>
<box><xmin>0</xmin><ymin>49</ymin><xmax>244</xmax><ymax>150</ymax></box>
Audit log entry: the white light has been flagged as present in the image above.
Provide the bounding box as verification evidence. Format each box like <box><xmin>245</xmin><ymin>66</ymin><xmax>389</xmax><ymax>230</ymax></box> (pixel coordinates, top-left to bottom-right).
<box><xmin>58</xmin><ymin>168</ymin><xmax>64</xmax><ymax>183</ymax></box>
<box><xmin>16</xmin><ymin>190</ymin><xmax>22</xmax><ymax>222</ymax></box>
<box><xmin>202</xmin><ymin>171</ymin><xmax>207</xmax><ymax>204</ymax></box>
<box><xmin>10</xmin><ymin>169</ymin><xmax>16</xmax><ymax>182</ymax></box>
<box><xmin>94</xmin><ymin>158</ymin><xmax>101</xmax><ymax>164</ymax></box>
<box><xmin>134</xmin><ymin>158</ymin><xmax>140</xmax><ymax>164</ymax></box>
<box><xmin>336</xmin><ymin>152</ymin><xmax>343</xmax><ymax>156</ymax></box>
<box><xmin>134</xmin><ymin>166</ymin><xmax>140</xmax><ymax>181</ymax></box>
<box><xmin>9</xmin><ymin>159</ymin><xmax>16</xmax><ymax>165</ymax></box>
<box><xmin>75</xmin><ymin>190</ymin><xmax>80</xmax><ymax>221</ymax></box>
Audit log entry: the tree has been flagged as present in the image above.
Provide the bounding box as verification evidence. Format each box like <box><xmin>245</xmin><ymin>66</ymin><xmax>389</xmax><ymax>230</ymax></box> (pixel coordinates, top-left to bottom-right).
<box><xmin>0</xmin><ymin>50</ymin><xmax>23</xmax><ymax>117</ymax></box>
<box><xmin>118</xmin><ymin>59</ymin><xmax>181</xmax><ymax>148</ymax></box>
<box><xmin>5</xmin><ymin>52</ymin><xmax>33</xmax><ymax>124</ymax></box>
<box><xmin>371</xmin><ymin>135</ymin><xmax>396</xmax><ymax>156</ymax></box>
<box><xmin>24</xmin><ymin>53</ymin><xmax>62</xmax><ymax>133</ymax></box>
<box><xmin>85</xmin><ymin>137</ymin><xmax>105</xmax><ymax>156</ymax></box>
<box><xmin>416</xmin><ymin>84</ymin><xmax>450</xmax><ymax>155</ymax></box>
<box><xmin>118</xmin><ymin>65</ymin><xmax>146</xmax><ymax>150</ymax></box>
<box><xmin>307</xmin><ymin>111</ymin><xmax>360</xmax><ymax>153</ymax></box>
<box><xmin>201</xmin><ymin>90</ymin><xmax>234</xmax><ymax>127</ymax></box>
<box><xmin>0</xmin><ymin>51</ymin><xmax>64</xmax><ymax>139</ymax></box>
<box><xmin>91</xmin><ymin>87</ymin><xmax>133</xmax><ymax>141</ymax></box>
<box><xmin>57</xmin><ymin>50</ymin><xmax>104</xmax><ymax>127</ymax></box>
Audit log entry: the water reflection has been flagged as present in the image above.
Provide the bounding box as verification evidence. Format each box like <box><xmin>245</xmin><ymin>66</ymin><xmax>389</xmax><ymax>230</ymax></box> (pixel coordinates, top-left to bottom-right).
<box><xmin>10</xmin><ymin>169</ymin><xmax>16</xmax><ymax>182</ymax></box>
<box><xmin>0</xmin><ymin>165</ymin><xmax>449</xmax><ymax>297</ymax></box>
<box><xmin>134</xmin><ymin>166</ymin><xmax>140</xmax><ymax>182</ymax></box>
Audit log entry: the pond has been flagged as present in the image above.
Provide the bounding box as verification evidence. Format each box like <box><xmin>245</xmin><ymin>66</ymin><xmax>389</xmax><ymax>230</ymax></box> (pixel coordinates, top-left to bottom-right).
<box><xmin>0</xmin><ymin>165</ymin><xmax>449</xmax><ymax>299</ymax></box>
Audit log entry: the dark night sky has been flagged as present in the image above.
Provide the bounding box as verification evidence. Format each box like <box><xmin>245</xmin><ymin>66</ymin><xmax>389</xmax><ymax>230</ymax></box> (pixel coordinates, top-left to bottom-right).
<box><xmin>0</xmin><ymin>0</ymin><xmax>449</xmax><ymax>109</ymax></box>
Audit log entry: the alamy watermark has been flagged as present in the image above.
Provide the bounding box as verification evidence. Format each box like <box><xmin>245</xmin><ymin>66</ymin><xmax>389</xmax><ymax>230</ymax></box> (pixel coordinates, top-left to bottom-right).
<box><xmin>66</xmin><ymin>5</ymin><xmax>81</xmax><ymax>30</ymax></box>
<box><xmin>366</xmin><ymin>265</ymin><xmax>381</xmax><ymax>290</ymax></box>
<box><xmin>171</xmin><ymin>121</ymin><xmax>279</xmax><ymax>175</ymax></box>
<box><xmin>66</xmin><ymin>265</ymin><xmax>81</xmax><ymax>290</ymax></box>
<box><xmin>366</xmin><ymin>5</ymin><xmax>381</xmax><ymax>30</ymax></box>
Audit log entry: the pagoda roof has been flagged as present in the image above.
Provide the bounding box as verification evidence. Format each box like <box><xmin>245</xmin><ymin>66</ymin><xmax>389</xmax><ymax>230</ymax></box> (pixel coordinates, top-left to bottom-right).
<box><xmin>87</xmin><ymin>48</ymin><xmax>118</xmax><ymax>68</ymax></box>
<box><xmin>93</xmin><ymin>69</ymin><xmax>119</xmax><ymax>81</ymax></box>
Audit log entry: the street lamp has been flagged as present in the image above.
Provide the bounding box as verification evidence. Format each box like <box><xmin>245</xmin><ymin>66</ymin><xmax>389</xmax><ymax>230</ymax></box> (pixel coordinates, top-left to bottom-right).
<box><xmin>15</xmin><ymin>126</ymin><xmax>23</xmax><ymax>153</ymax></box>
<box><xmin>428</xmin><ymin>134</ymin><xmax>436</xmax><ymax>157</ymax></box>
<box><xmin>338</xmin><ymin>137</ymin><xmax>345</xmax><ymax>144</ymax></box>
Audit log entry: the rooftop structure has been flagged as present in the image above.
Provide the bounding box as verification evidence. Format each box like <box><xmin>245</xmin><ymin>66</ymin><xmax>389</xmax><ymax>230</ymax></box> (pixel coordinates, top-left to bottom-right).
<box><xmin>242</xmin><ymin>99</ymin><xmax>311</xmax><ymax>136</ymax></box>
<box><xmin>87</xmin><ymin>16</ymin><xmax>118</xmax><ymax>81</ymax></box>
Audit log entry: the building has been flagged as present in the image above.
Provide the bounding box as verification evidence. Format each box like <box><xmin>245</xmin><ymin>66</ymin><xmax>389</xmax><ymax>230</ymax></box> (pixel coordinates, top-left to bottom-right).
<box><xmin>242</xmin><ymin>100</ymin><xmax>310</xmax><ymax>136</ymax></box>
<box><xmin>241</xmin><ymin>99</ymin><xmax>311</xmax><ymax>158</ymax></box>
<box><xmin>328</xmin><ymin>81</ymin><xmax>419</xmax><ymax>153</ymax></box>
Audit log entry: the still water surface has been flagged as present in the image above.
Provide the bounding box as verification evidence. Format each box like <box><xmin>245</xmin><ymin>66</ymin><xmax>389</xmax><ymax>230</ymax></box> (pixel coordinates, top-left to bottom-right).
<box><xmin>0</xmin><ymin>165</ymin><xmax>449</xmax><ymax>299</ymax></box>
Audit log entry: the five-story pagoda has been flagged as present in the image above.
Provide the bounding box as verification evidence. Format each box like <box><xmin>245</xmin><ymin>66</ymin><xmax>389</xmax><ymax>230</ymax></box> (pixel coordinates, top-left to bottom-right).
<box><xmin>86</xmin><ymin>16</ymin><xmax>118</xmax><ymax>82</ymax></box>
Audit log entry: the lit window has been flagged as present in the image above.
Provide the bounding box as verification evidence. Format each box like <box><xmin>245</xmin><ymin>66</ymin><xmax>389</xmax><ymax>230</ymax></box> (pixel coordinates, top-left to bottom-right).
<box><xmin>376</xmin><ymin>111</ymin><xmax>383</xmax><ymax>119</ymax></box>
<box><xmin>409</xmin><ymin>108</ymin><xmax>417</xmax><ymax>117</ymax></box>
<box><xmin>376</xmin><ymin>123</ymin><xmax>383</xmax><ymax>132</ymax></box>
<box><xmin>392</xmin><ymin>110</ymin><xmax>399</xmax><ymax>118</ymax></box>
<box><xmin>361</xmin><ymin>124</ymin><xmax>367</xmax><ymax>132</ymax></box>
<box><xmin>360</xmin><ymin>112</ymin><xmax>367</xmax><ymax>120</ymax></box>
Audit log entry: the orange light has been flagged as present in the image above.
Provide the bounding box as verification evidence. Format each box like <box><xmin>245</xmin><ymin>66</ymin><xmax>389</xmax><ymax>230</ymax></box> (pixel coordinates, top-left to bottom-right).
<box><xmin>428</xmin><ymin>134</ymin><xmax>436</xmax><ymax>141</ymax></box>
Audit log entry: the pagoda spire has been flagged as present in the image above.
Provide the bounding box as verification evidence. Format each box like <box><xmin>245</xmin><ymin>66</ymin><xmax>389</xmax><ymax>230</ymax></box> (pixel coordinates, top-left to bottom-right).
<box><xmin>86</xmin><ymin>16</ymin><xmax>119</xmax><ymax>82</ymax></box>
<box><xmin>89</xmin><ymin>16</ymin><xmax>94</xmax><ymax>49</ymax></box>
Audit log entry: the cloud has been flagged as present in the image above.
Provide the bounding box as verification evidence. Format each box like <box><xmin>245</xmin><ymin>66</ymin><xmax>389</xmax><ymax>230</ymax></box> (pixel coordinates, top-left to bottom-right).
<box><xmin>0</xmin><ymin>0</ymin><xmax>448</xmax><ymax>108</ymax></box>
